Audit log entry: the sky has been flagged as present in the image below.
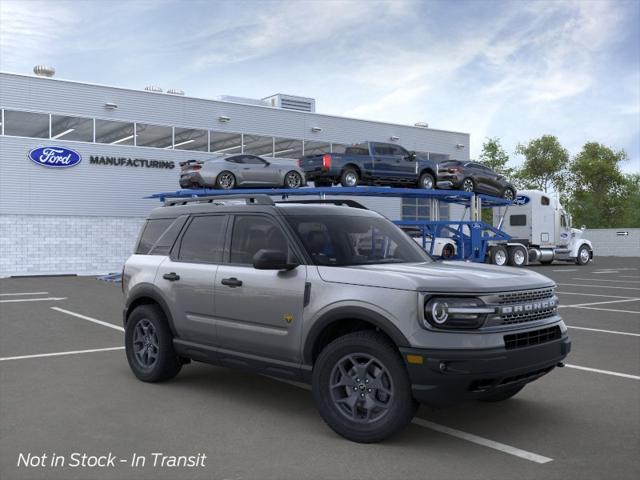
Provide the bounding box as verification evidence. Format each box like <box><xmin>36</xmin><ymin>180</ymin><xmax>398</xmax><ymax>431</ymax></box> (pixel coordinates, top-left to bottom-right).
<box><xmin>1</xmin><ymin>0</ymin><xmax>639</xmax><ymax>172</ymax></box>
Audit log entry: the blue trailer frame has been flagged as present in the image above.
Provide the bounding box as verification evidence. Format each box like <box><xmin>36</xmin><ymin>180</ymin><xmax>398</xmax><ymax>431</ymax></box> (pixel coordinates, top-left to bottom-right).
<box><xmin>148</xmin><ymin>186</ymin><xmax>512</xmax><ymax>263</ymax></box>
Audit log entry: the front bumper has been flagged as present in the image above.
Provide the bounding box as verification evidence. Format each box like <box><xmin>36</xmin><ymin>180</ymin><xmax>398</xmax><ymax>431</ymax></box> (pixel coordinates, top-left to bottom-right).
<box><xmin>400</xmin><ymin>335</ymin><xmax>571</xmax><ymax>406</ymax></box>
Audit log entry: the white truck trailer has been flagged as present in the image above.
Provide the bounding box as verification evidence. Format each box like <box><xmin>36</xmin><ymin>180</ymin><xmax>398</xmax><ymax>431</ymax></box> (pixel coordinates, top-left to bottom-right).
<box><xmin>489</xmin><ymin>190</ymin><xmax>593</xmax><ymax>267</ymax></box>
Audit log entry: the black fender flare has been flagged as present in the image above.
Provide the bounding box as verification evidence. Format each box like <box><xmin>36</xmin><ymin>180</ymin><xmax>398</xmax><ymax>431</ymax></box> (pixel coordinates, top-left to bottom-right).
<box><xmin>124</xmin><ymin>283</ymin><xmax>177</xmax><ymax>336</ymax></box>
<box><xmin>302</xmin><ymin>306</ymin><xmax>410</xmax><ymax>364</ymax></box>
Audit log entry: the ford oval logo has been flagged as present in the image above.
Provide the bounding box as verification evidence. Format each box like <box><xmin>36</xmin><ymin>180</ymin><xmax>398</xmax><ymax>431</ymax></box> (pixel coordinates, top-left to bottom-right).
<box><xmin>28</xmin><ymin>146</ymin><xmax>82</xmax><ymax>168</ymax></box>
<box><xmin>514</xmin><ymin>195</ymin><xmax>530</xmax><ymax>206</ymax></box>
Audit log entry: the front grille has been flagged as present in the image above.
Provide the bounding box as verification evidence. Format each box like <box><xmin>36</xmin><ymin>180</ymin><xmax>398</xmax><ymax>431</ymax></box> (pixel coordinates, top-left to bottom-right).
<box><xmin>497</xmin><ymin>288</ymin><xmax>555</xmax><ymax>305</ymax></box>
<box><xmin>501</xmin><ymin>306</ymin><xmax>558</xmax><ymax>325</ymax></box>
<box><xmin>504</xmin><ymin>326</ymin><xmax>561</xmax><ymax>350</ymax></box>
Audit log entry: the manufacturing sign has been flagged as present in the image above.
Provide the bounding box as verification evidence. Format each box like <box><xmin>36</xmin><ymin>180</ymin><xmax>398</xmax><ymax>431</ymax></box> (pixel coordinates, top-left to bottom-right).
<box><xmin>28</xmin><ymin>147</ymin><xmax>82</xmax><ymax>168</ymax></box>
<box><xmin>89</xmin><ymin>156</ymin><xmax>175</xmax><ymax>169</ymax></box>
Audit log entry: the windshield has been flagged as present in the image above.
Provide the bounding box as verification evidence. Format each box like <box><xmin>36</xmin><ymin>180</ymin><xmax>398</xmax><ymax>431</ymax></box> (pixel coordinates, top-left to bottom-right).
<box><xmin>285</xmin><ymin>215</ymin><xmax>433</xmax><ymax>266</ymax></box>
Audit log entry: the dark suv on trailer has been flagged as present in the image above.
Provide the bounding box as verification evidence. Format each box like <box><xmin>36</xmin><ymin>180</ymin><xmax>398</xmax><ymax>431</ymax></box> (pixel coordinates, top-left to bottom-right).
<box><xmin>123</xmin><ymin>195</ymin><xmax>570</xmax><ymax>443</ymax></box>
<box><xmin>437</xmin><ymin>160</ymin><xmax>516</xmax><ymax>199</ymax></box>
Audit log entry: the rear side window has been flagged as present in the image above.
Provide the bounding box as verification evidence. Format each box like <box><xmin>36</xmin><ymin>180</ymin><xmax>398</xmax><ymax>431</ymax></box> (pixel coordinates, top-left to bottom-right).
<box><xmin>510</xmin><ymin>215</ymin><xmax>527</xmax><ymax>226</ymax></box>
<box><xmin>136</xmin><ymin>218</ymin><xmax>174</xmax><ymax>254</ymax></box>
<box><xmin>178</xmin><ymin>215</ymin><xmax>227</xmax><ymax>263</ymax></box>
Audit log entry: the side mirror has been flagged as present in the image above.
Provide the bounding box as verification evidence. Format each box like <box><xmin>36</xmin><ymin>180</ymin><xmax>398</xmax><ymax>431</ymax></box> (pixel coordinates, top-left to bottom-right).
<box><xmin>253</xmin><ymin>249</ymin><xmax>298</xmax><ymax>270</ymax></box>
<box><xmin>406</xmin><ymin>151</ymin><xmax>416</xmax><ymax>161</ymax></box>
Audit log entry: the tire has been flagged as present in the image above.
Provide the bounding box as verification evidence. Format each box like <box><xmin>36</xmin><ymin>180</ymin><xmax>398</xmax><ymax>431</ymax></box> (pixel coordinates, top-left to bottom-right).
<box><xmin>125</xmin><ymin>304</ymin><xmax>182</xmax><ymax>383</ymax></box>
<box><xmin>314</xmin><ymin>179</ymin><xmax>332</xmax><ymax>187</ymax></box>
<box><xmin>284</xmin><ymin>170</ymin><xmax>303</xmax><ymax>189</ymax></box>
<box><xmin>216</xmin><ymin>171</ymin><xmax>236</xmax><ymax>190</ymax></box>
<box><xmin>502</xmin><ymin>188</ymin><xmax>515</xmax><ymax>201</ymax></box>
<box><xmin>478</xmin><ymin>385</ymin><xmax>524</xmax><ymax>402</ymax></box>
<box><xmin>441</xmin><ymin>243</ymin><xmax>455</xmax><ymax>259</ymax></box>
<box><xmin>418</xmin><ymin>172</ymin><xmax>435</xmax><ymax>190</ymax></box>
<box><xmin>312</xmin><ymin>331</ymin><xmax>418</xmax><ymax>443</ymax></box>
<box><xmin>490</xmin><ymin>245</ymin><xmax>508</xmax><ymax>266</ymax></box>
<box><xmin>340</xmin><ymin>168</ymin><xmax>359</xmax><ymax>187</ymax></box>
<box><xmin>507</xmin><ymin>246</ymin><xmax>527</xmax><ymax>267</ymax></box>
<box><xmin>576</xmin><ymin>245</ymin><xmax>591</xmax><ymax>265</ymax></box>
<box><xmin>461</xmin><ymin>177</ymin><xmax>475</xmax><ymax>192</ymax></box>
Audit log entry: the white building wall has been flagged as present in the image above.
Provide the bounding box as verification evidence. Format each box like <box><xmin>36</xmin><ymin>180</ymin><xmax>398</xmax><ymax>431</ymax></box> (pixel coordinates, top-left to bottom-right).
<box><xmin>585</xmin><ymin>228</ymin><xmax>640</xmax><ymax>257</ymax></box>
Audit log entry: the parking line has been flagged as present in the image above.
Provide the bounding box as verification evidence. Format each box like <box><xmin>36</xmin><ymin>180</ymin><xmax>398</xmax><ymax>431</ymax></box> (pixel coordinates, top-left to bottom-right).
<box><xmin>593</xmin><ymin>271</ymin><xmax>620</xmax><ymax>274</ymax></box>
<box><xmin>566</xmin><ymin>306</ymin><xmax>640</xmax><ymax>315</ymax></box>
<box><xmin>0</xmin><ymin>297</ymin><xmax>67</xmax><ymax>303</ymax></box>
<box><xmin>620</xmin><ymin>275</ymin><xmax>640</xmax><ymax>279</ymax></box>
<box><xmin>559</xmin><ymin>298</ymin><xmax>640</xmax><ymax>308</ymax></box>
<box><xmin>411</xmin><ymin>418</ymin><xmax>553</xmax><ymax>464</ymax></box>
<box><xmin>552</xmin><ymin>269</ymin><xmax>578</xmax><ymax>272</ymax></box>
<box><xmin>557</xmin><ymin>283</ymin><xmax>640</xmax><ymax>291</ymax></box>
<box><xmin>567</xmin><ymin>326</ymin><xmax>640</xmax><ymax>337</ymax></box>
<box><xmin>565</xmin><ymin>364</ymin><xmax>640</xmax><ymax>380</ymax></box>
<box><xmin>0</xmin><ymin>291</ymin><xmax>49</xmax><ymax>296</ymax></box>
<box><xmin>557</xmin><ymin>291</ymin><xmax>636</xmax><ymax>299</ymax></box>
<box><xmin>51</xmin><ymin>307</ymin><xmax>125</xmax><ymax>332</ymax></box>
<box><xmin>572</xmin><ymin>278</ymin><xmax>640</xmax><ymax>284</ymax></box>
<box><xmin>0</xmin><ymin>346</ymin><xmax>124</xmax><ymax>362</ymax></box>
<box><xmin>271</xmin><ymin>378</ymin><xmax>553</xmax><ymax>464</ymax></box>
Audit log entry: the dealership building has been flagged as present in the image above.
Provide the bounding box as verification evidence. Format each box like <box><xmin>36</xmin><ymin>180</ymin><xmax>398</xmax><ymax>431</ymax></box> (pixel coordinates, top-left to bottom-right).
<box><xmin>0</xmin><ymin>69</ymin><xmax>470</xmax><ymax>277</ymax></box>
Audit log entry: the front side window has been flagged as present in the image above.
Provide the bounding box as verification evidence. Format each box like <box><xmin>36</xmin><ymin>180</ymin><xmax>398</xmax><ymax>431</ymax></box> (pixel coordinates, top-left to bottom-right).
<box><xmin>178</xmin><ymin>215</ymin><xmax>226</xmax><ymax>263</ymax></box>
<box><xmin>242</xmin><ymin>155</ymin><xmax>267</xmax><ymax>165</ymax></box>
<box><xmin>230</xmin><ymin>216</ymin><xmax>290</xmax><ymax>265</ymax></box>
<box><xmin>286</xmin><ymin>215</ymin><xmax>431</xmax><ymax>266</ymax></box>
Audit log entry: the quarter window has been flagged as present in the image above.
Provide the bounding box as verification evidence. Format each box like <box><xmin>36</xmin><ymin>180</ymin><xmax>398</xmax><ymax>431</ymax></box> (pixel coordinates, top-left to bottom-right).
<box><xmin>178</xmin><ymin>215</ymin><xmax>227</xmax><ymax>263</ymax></box>
<box><xmin>136</xmin><ymin>218</ymin><xmax>175</xmax><ymax>254</ymax></box>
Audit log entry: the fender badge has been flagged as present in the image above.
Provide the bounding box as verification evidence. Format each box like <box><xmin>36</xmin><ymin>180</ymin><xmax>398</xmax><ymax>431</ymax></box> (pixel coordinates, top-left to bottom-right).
<box><xmin>283</xmin><ymin>314</ymin><xmax>294</xmax><ymax>324</ymax></box>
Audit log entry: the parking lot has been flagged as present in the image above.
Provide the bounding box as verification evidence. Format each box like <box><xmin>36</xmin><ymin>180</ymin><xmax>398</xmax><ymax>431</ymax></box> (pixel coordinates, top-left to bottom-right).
<box><xmin>1</xmin><ymin>256</ymin><xmax>639</xmax><ymax>480</ymax></box>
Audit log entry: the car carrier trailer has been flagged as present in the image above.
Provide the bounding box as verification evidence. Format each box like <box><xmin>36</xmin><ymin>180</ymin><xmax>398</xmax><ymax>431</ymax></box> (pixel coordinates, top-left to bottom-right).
<box><xmin>149</xmin><ymin>186</ymin><xmax>593</xmax><ymax>267</ymax></box>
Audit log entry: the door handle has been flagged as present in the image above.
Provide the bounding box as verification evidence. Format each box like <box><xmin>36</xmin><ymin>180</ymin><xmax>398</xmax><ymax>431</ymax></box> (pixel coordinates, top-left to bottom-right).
<box><xmin>221</xmin><ymin>277</ymin><xmax>243</xmax><ymax>287</ymax></box>
<box><xmin>163</xmin><ymin>272</ymin><xmax>180</xmax><ymax>281</ymax></box>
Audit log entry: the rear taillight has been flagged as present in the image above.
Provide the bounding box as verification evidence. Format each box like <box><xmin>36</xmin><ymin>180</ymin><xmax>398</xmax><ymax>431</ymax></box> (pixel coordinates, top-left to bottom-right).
<box><xmin>322</xmin><ymin>154</ymin><xmax>331</xmax><ymax>169</ymax></box>
<box><xmin>297</xmin><ymin>159</ymin><xmax>301</xmax><ymax>167</ymax></box>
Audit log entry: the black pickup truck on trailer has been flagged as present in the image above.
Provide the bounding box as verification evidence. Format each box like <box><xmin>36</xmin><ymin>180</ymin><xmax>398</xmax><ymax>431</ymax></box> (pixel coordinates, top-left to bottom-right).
<box><xmin>298</xmin><ymin>141</ymin><xmax>439</xmax><ymax>189</ymax></box>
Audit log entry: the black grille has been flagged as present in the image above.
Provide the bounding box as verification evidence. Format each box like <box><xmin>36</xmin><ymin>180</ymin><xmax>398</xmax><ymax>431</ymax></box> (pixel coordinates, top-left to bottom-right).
<box><xmin>504</xmin><ymin>326</ymin><xmax>561</xmax><ymax>350</ymax></box>
<box><xmin>501</xmin><ymin>307</ymin><xmax>558</xmax><ymax>325</ymax></box>
<box><xmin>497</xmin><ymin>288</ymin><xmax>555</xmax><ymax>305</ymax></box>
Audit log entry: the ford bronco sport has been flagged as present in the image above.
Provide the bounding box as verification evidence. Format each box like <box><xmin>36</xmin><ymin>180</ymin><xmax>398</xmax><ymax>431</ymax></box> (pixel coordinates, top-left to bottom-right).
<box><xmin>123</xmin><ymin>194</ymin><xmax>570</xmax><ymax>443</ymax></box>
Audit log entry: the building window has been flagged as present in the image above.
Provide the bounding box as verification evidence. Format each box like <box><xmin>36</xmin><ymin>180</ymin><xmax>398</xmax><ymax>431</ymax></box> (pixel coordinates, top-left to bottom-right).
<box><xmin>3</xmin><ymin>110</ymin><xmax>49</xmax><ymax>138</ymax></box>
<box><xmin>173</xmin><ymin>127</ymin><xmax>208</xmax><ymax>151</ymax></box>
<box><xmin>95</xmin><ymin>119</ymin><xmax>135</xmax><ymax>145</ymax></box>
<box><xmin>304</xmin><ymin>140</ymin><xmax>330</xmax><ymax>156</ymax></box>
<box><xmin>135</xmin><ymin>123</ymin><xmax>173</xmax><ymax>148</ymax></box>
<box><xmin>401</xmin><ymin>199</ymin><xmax>449</xmax><ymax>221</ymax></box>
<box><xmin>210</xmin><ymin>131</ymin><xmax>243</xmax><ymax>154</ymax></box>
<box><xmin>244</xmin><ymin>134</ymin><xmax>274</xmax><ymax>156</ymax></box>
<box><xmin>51</xmin><ymin>114</ymin><xmax>93</xmax><ymax>142</ymax></box>
<box><xmin>273</xmin><ymin>137</ymin><xmax>303</xmax><ymax>159</ymax></box>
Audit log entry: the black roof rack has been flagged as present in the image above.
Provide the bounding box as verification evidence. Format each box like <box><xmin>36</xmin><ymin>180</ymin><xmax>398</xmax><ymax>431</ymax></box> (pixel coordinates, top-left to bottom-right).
<box><xmin>163</xmin><ymin>194</ymin><xmax>274</xmax><ymax>207</ymax></box>
<box><xmin>275</xmin><ymin>199</ymin><xmax>368</xmax><ymax>209</ymax></box>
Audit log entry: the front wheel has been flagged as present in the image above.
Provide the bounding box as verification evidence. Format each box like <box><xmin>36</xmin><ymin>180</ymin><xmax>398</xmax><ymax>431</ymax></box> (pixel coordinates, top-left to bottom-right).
<box><xmin>418</xmin><ymin>172</ymin><xmax>435</xmax><ymax>189</ymax></box>
<box><xmin>312</xmin><ymin>331</ymin><xmax>418</xmax><ymax>443</ymax></box>
<box><xmin>502</xmin><ymin>188</ymin><xmax>515</xmax><ymax>201</ymax></box>
<box><xmin>125</xmin><ymin>305</ymin><xmax>182</xmax><ymax>383</ymax></box>
<box><xmin>576</xmin><ymin>245</ymin><xmax>591</xmax><ymax>265</ymax></box>
<box><xmin>284</xmin><ymin>170</ymin><xmax>303</xmax><ymax>189</ymax></box>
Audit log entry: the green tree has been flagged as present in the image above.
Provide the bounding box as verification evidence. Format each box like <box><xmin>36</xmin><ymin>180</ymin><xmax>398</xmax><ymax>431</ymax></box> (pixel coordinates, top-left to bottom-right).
<box><xmin>479</xmin><ymin>137</ymin><xmax>514</xmax><ymax>177</ymax></box>
<box><xmin>567</xmin><ymin>142</ymin><xmax>629</xmax><ymax>228</ymax></box>
<box><xmin>618</xmin><ymin>174</ymin><xmax>640</xmax><ymax>227</ymax></box>
<box><xmin>515</xmin><ymin>135</ymin><xmax>569</xmax><ymax>193</ymax></box>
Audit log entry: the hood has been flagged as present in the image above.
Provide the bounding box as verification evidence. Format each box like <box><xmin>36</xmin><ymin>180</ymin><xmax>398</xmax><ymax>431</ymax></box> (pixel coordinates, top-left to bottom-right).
<box><xmin>317</xmin><ymin>261</ymin><xmax>554</xmax><ymax>293</ymax></box>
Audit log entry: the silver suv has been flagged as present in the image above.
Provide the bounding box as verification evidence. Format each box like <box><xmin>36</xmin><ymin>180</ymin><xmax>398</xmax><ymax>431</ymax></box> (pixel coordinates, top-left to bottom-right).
<box><xmin>123</xmin><ymin>195</ymin><xmax>570</xmax><ymax>443</ymax></box>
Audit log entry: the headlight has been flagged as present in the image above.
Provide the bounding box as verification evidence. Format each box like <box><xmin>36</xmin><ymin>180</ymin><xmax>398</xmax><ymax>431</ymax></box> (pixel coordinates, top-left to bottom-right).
<box><xmin>424</xmin><ymin>297</ymin><xmax>495</xmax><ymax>329</ymax></box>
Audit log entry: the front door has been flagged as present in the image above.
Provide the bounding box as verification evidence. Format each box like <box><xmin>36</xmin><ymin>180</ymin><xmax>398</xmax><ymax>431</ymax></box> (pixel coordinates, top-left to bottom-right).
<box><xmin>156</xmin><ymin>214</ymin><xmax>228</xmax><ymax>344</ymax></box>
<box><xmin>214</xmin><ymin>214</ymin><xmax>307</xmax><ymax>363</ymax></box>
<box><xmin>240</xmin><ymin>155</ymin><xmax>279</xmax><ymax>185</ymax></box>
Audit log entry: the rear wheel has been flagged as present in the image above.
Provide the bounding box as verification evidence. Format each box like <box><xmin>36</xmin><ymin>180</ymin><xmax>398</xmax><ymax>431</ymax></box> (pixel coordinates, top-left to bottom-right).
<box><xmin>502</xmin><ymin>188</ymin><xmax>515</xmax><ymax>201</ymax></box>
<box><xmin>576</xmin><ymin>245</ymin><xmax>591</xmax><ymax>265</ymax></box>
<box><xmin>508</xmin><ymin>246</ymin><xmax>527</xmax><ymax>267</ymax></box>
<box><xmin>340</xmin><ymin>168</ymin><xmax>359</xmax><ymax>187</ymax></box>
<box><xmin>216</xmin><ymin>171</ymin><xmax>236</xmax><ymax>190</ymax></box>
<box><xmin>125</xmin><ymin>305</ymin><xmax>182</xmax><ymax>383</ymax></box>
<box><xmin>312</xmin><ymin>331</ymin><xmax>417</xmax><ymax>443</ymax></box>
<box><xmin>461</xmin><ymin>178</ymin><xmax>475</xmax><ymax>192</ymax></box>
<box><xmin>418</xmin><ymin>172</ymin><xmax>435</xmax><ymax>190</ymax></box>
<box><xmin>284</xmin><ymin>170</ymin><xmax>303</xmax><ymax>189</ymax></box>
<box><xmin>490</xmin><ymin>245</ymin><xmax>508</xmax><ymax>266</ymax></box>
<box><xmin>441</xmin><ymin>243</ymin><xmax>455</xmax><ymax>259</ymax></box>
<box><xmin>479</xmin><ymin>385</ymin><xmax>524</xmax><ymax>402</ymax></box>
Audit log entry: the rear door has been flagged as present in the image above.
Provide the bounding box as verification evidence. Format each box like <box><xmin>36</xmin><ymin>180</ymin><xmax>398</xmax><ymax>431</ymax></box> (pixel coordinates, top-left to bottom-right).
<box><xmin>371</xmin><ymin>143</ymin><xmax>397</xmax><ymax>180</ymax></box>
<box><xmin>156</xmin><ymin>214</ymin><xmax>228</xmax><ymax>344</ymax></box>
<box><xmin>214</xmin><ymin>214</ymin><xmax>307</xmax><ymax>363</ymax></box>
